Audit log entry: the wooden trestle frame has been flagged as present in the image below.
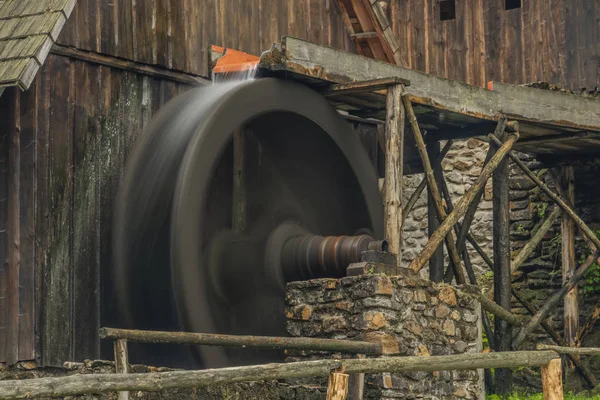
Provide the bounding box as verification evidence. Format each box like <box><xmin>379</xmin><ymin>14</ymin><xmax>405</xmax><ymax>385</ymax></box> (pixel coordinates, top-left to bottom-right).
<box><xmin>322</xmin><ymin>75</ymin><xmax>600</xmax><ymax>390</ymax></box>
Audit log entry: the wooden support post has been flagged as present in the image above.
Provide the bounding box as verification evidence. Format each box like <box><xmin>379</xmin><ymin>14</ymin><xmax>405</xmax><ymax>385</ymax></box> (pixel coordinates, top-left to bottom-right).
<box><xmin>384</xmin><ymin>84</ymin><xmax>405</xmax><ymax>269</ymax></box>
<box><xmin>492</xmin><ymin>132</ymin><xmax>513</xmax><ymax>394</ymax></box>
<box><xmin>402</xmin><ymin>95</ymin><xmax>466</xmax><ymax>283</ymax></box>
<box><xmin>401</xmin><ymin>140</ymin><xmax>453</xmax><ymax>225</ymax></box>
<box><xmin>560</xmin><ymin>166</ymin><xmax>578</xmax><ymax>348</ymax></box>
<box><xmin>327</xmin><ymin>371</ymin><xmax>350</xmax><ymax>400</ymax></box>
<box><xmin>427</xmin><ymin>141</ymin><xmax>444</xmax><ymax>282</ymax></box>
<box><xmin>407</xmin><ymin>132</ymin><xmax>518</xmax><ymax>274</ymax></box>
<box><xmin>114</xmin><ymin>339</ymin><xmax>130</xmax><ymax>400</ymax></box>
<box><xmin>232</xmin><ymin>128</ymin><xmax>247</xmax><ymax>234</ymax></box>
<box><xmin>541</xmin><ymin>359</ymin><xmax>564</xmax><ymax>400</ymax></box>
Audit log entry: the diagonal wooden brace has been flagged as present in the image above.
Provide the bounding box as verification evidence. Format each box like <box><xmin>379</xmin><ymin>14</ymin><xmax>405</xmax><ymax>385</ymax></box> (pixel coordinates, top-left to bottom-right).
<box><xmin>401</xmin><ymin>140</ymin><xmax>453</xmax><ymax>225</ymax></box>
<box><xmin>489</xmin><ymin>134</ymin><xmax>600</xmax><ymax>253</ymax></box>
<box><xmin>407</xmin><ymin>131</ymin><xmax>518</xmax><ymax>274</ymax></box>
<box><xmin>402</xmin><ymin>95</ymin><xmax>467</xmax><ymax>283</ymax></box>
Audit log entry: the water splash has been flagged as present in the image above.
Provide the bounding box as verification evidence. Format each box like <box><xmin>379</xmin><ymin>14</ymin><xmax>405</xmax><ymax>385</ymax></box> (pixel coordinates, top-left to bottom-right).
<box><xmin>211</xmin><ymin>63</ymin><xmax>259</xmax><ymax>83</ymax></box>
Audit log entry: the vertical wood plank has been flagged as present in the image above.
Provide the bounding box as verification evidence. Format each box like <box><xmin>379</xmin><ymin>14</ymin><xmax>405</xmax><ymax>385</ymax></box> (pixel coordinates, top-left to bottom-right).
<box><xmin>119</xmin><ymin>0</ymin><xmax>134</xmax><ymax>61</ymax></box>
<box><xmin>484</xmin><ymin>0</ymin><xmax>502</xmax><ymax>83</ymax></box>
<box><xmin>72</xmin><ymin>61</ymin><xmax>101</xmax><ymax>361</ymax></box>
<box><xmin>155</xmin><ymin>0</ymin><xmax>171</xmax><ymax>69</ymax></box>
<box><xmin>19</xmin><ymin>70</ymin><xmax>37</xmax><ymax>361</ymax></box>
<box><xmin>541</xmin><ymin>359</ymin><xmax>564</xmax><ymax>400</ymax></box>
<box><xmin>0</xmin><ymin>88</ymin><xmax>12</xmax><ymax>363</ymax></box>
<box><xmin>36</xmin><ymin>65</ymin><xmax>51</xmax><ymax>366</ymax></box>
<box><xmin>427</xmin><ymin>141</ymin><xmax>444</xmax><ymax>282</ymax></box>
<box><xmin>6</xmin><ymin>88</ymin><xmax>21</xmax><ymax>365</ymax></box>
<box><xmin>492</xmin><ymin>132</ymin><xmax>512</xmax><ymax>394</ymax></box>
<box><xmin>100</xmin><ymin>0</ymin><xmax>116</xmax><ymax>54</ymax></box>
<box><xmin>561</xmin><ymin>166</ymin><xmax>578</xmax><ymax>348</ymax></box>
<box><xmin>384</xmin><ymin>85</ymin><xmax>404</xmax><ymax>270</ymax></box>
<box><xmin>43</xmin><ymin>55</ymin><xmax>75</xmax><ymax>366</ymax></box>
<box><xmin>134</xmin><ymin>0</ymin><xmax>155</xmax><ymax>65</ymax></box>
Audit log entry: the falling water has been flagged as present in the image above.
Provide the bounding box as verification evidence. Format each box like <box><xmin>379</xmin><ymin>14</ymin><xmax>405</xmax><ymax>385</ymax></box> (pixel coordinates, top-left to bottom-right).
<box><xmin>211</xmin><ymin>62</ymin><xmax>259</xmax><ymax>83</ymax></box>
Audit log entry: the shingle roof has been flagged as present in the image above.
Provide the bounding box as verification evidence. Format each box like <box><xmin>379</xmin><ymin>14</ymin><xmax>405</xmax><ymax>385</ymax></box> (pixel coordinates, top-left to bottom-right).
<box><xmin>0</xmin><ymin>0</ymin><xmax>75</xmax><ymax>90</ymax></box>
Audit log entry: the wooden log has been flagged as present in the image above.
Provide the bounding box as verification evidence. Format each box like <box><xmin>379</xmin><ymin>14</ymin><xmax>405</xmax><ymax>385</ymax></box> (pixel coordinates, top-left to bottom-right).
<box><xmin>427</xmin><ymin>141</ymin><xmax>444</xmax><ymax>282</ymax></box>
<box><xmin>114</xmin><ymin>340</ymin><xmax>129</xmax><ymax>400</ymax></box>
<box><xmin>327</xmin><ymin>372</ymin><xmax>349</xmax><ymax>400</ymax></box>
<box><xmin>402</xmin><ymin>95</ymin><xmax>466</xmax><ymax>283</ymax></box>
<box><xmin>492</xmin><ymin>131</ymin><xmax>513</xmax><ymax>394</ymax></box>
<box><xmin>489</xmin><ymin>134</ymin><xmax>600</xmax><ymax>253</ymax></box>
<box><xmin>560</xmin><ymin>166</ymin><xmax>578</xmax><ymax>347</ymax></box>
<box><xmin>260</xmin><ymin>37</ymin><xmax>600</xmax><ymax>134</ymax></box>
<box><xmin>512</xmin><ymin>249</ymin><xmax>600</xmax><ymax>349</ymax></box>
<box><xmin>401</xmin><ymin>140</ymin><xmax>453</xmax><ymax>225</ymax></box>
<box><xmin>0</xmin><ymin>351</ymin><xmax>560</xmax><ymax>399</ymax></box>
<box><xmin>541</xmin><ymin>359</ymin><xmax>564</xmax><ymax>400</ymax></box>
<box><xmin>384</xmin><ymin>84</ymin><xmax>405</xmax><ymax>268</ymax></box>
<box><xmin>455</xmin><ymin>117</ymin><xmax>507</xmax><ymax>253</ymax></box>
<box><xmin>98</xmin><ymin>328</ymin><xmax>383</xmax><ymax>355</ymax></box>
<box><xmin>408</xmin><ymin>132</ymin><xmax>518</xmax><ymax>273</ymax></box>
<box><xmin>537</xmin><ymin>344</ymin><xmax>600</xmax><ymax>356</ymax></box>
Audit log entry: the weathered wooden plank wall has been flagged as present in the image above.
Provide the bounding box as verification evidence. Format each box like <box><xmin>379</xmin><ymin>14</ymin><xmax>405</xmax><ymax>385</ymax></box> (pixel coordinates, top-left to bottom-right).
<box><xmin>56</xmin><ymin>0</ymin><xmax>355</xmax><ymax>78</ymax></box>
<box><xmin>389</xmin><ymin>0</ymin><xmax>599</xmax><ymax>89</ymax></box>
<box><xmin>0</xmin><ymin>54</ymin><xmax>192</xmax><ymax>366</ymax></box>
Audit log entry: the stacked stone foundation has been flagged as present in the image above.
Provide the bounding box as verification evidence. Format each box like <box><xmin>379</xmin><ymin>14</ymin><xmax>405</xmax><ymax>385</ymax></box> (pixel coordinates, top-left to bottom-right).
<box><xmin>285</xmin><ymin>271</ymin><xmax>484</xmax><ymax>399</ymax></box>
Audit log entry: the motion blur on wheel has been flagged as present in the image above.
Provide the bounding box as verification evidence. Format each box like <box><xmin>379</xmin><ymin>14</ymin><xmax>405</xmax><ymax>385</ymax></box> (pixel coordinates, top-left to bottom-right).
<box><xmin>111</xmin><ymin>77</ymin><xmax>384</xmax><ymax>369</ymax></box>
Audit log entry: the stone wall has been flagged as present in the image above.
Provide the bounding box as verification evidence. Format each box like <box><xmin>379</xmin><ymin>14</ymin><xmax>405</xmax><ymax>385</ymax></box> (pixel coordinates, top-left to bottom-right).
<box><xmin>401</xmin><ymin>139</ymin><xmax>493</xmax><ymax>278</ymax></box>
<box><xmin>285</xmin><ymin>272</ymin><xmax>483</xmax><ymax>399</ymax></box>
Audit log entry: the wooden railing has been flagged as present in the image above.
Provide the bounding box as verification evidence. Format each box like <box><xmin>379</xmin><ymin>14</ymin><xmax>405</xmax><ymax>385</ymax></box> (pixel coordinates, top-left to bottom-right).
<box><xmin>0</xmin><ymin>327</ymin><xmax>572</xmax><ymax>400</ymax></box>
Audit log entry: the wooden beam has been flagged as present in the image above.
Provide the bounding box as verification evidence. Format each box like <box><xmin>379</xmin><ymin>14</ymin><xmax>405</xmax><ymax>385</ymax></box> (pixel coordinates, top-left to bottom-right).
<box><xmin>98</xmin><ymin>328</ymin><xmax>383</xmax><ymax>355</ymax></box>
<box><xmin>324</xmin><ymin>77</ymin><xmax>411</xmax><ymax>97</ymax></box>
<box><xmin>0</xmin><ymin>351</ymin><xmax>560</xmax><ymax>399</ymax></box>
<box><xmin>492</xmin><ymin>131</ymin><xmax>513</xmax><ymax>394</ymax></box>
<box><xmin>538</xmin><ymin>344</ymin><xmax>600</xmax><ymax>356</ymax></box>
<box><xmin>541</xmin><ymin>359</ymin><xmax>564</xmax><ymax>400</ymax></box>
<box><xmin>51</xmin><ymin>45</ymin><xmax>208</xmax><ymax>86</ymax></box>
<box><xmin>259</xmin><ymin>37</ymin><xmax>600</xmax><ymax>133</ymax></box>
<box><xmin>489</xmin><ymin>135</ymin><xmax>600</xmax><ymax>254</ymax></box>
<box><xmin>560</xmin><ymin>166</ymin><xmax>578</xmax><ymax>348</ymax></box>
<box><xmin>403</xmin><ymin>96</ymin><xmax>466</xmax><ymax>283</ymax></box>
<box><xmin>408</xmin><ymin>132</ymin><xmax>518</xmax><ymax>274</ymax></box>
<box><xmin>427</xmin><ymin>142</ymin><xmax>444</xmax><ymax>283</ymax></box>
<box><xmin>383</xmin><ymin>84</ymin><xmax>405</xmax><ymax>268</ymax></box>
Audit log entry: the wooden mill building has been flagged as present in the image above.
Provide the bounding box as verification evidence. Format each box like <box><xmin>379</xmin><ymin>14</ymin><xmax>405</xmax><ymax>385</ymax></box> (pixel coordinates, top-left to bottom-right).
<box><xmin>0</xmin><ymin>0</ymin><xmax>598</xmax><ymax>378</ymax></box>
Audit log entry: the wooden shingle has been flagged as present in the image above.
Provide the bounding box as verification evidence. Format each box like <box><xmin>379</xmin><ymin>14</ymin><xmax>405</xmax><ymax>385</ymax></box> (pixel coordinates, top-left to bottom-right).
<box><xmin>0</xmin><ymin>0</ymin><xmax>75</xmax><ymax>90</ymax></box>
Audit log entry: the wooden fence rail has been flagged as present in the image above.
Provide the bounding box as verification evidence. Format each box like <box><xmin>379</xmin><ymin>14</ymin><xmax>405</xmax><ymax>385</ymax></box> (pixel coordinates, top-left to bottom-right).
<box><xmin>0</xmin><ymin>351</ymin><xmax>560</xmax><ymax>399</ymax></box>
<box><xmin>98</xmin><ymin>327</ymin><xmax>382</xmax><ymax>355</ymax></box>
